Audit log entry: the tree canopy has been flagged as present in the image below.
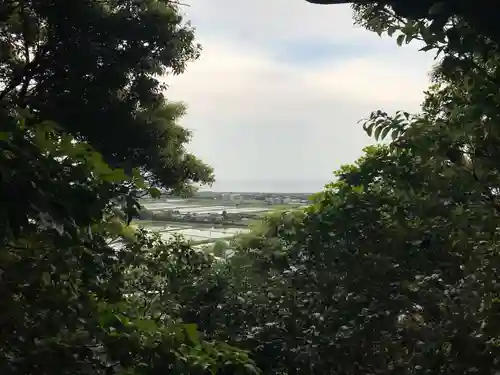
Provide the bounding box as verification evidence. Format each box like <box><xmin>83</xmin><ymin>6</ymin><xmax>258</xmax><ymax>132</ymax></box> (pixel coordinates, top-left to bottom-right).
<box><xmin>0</xmin><ymin>0</ymin><xmax>213</xmax><ymax>192</ymax></box>
<box><xmin>305</xmin><ymin>0</ymin><xmax>500</xmax><ymax>50</ymax></box>
<box><xmin>0</xmin><ymin>1</ymin><xmax>254</xmax><ymax>374</ymax></box>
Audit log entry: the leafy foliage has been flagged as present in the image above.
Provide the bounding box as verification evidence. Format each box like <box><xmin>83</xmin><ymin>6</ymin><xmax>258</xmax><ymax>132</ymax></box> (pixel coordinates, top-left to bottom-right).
<box><xmin>0</xmin><ymin>0</ymin><xmax>213</xmax><ymax>191</ymax></box>
<box><xmin>0</xmin><ymin>115</ymin><xmax>258</xmax><ymax>374</ymax></box>
<box><xmin>0</xmin><ymin>1</ymin><xmax>256</xmax><ymax>375</ymax></box>
<box><xmin>306</xmin><ymin>0</ymin><xmax>500</xmax><ymax>49</ymax></box>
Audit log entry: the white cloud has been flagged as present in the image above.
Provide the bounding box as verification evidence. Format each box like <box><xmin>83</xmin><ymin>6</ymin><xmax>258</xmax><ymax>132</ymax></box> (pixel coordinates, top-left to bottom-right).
<box><xmin>165</xmin><ymin>0</ymin><xmax>436</xmax><ymax>192</ymax></box>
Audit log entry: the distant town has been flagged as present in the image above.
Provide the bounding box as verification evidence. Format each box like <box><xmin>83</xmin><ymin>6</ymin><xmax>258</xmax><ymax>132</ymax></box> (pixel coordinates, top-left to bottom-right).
<box><xmin>193</xmin><ymin>190</ymin><xmax>312</xmax><ymax>204</ymax></box>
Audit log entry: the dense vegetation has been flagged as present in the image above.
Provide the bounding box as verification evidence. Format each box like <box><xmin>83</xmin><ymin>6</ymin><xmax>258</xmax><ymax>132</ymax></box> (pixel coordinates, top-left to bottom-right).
<box><xmin>2</xmin><ymin>1</ymin><xmax>500</xmax><ymax>375</ymax></box>
<box><xmin>0</xmin><ymin>1</ymin><xmax>252</xmax><ymax>374</ymax></box>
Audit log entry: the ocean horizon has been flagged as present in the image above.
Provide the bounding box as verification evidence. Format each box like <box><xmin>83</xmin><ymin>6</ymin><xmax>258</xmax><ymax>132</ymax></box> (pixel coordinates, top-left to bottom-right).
<box><xmin>198</xmin><ymin>179</ymin><xmax>332</xmax><ymax>194</ymax></box>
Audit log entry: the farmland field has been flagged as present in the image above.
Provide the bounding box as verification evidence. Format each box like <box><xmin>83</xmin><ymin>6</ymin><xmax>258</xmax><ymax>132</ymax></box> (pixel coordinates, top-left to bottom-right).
<box><xmin>134</xmin><ymin>198</ymin><xmax>277</xmax><ymax>244</ymax></box>
<box><xmin>134</xmin><ymin>220</ymin><xmax>250</xmax><ymax>243</ymax></box>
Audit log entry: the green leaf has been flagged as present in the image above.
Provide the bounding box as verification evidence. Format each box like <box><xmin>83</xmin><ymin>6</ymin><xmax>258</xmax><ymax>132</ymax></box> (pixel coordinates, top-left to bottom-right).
<box><xmin>396</xmin><ymin>34</ymin><xmax>405</xmax><ymax>46</ymax></box>
<box><xmin>391</xmin><ymin>129</ymin><xmax>399</xmax><ymax>141</ymax></box>
<box><xmin>374</xmin><ymin>125</ymin><xmax>384</xmax><ymax>140</ymax></box>
<box><xmin>132</xmin><ymin>169</ymin><xmax>147</xmax><ymax>189</ymax></box>
<box><xmin>149</xmin><ymin>187</ymin><xmax>161</xmax><ymax>199</ymax></box>
<box><xmin>102</xmin><ymin>168</ymin><xmax>128</xmax><ymax>183</ymax></box>
<box><xmin>380</xmin><ymin>126</ymin><xmax>391</xmax><ymax>141</ymax></box>
<box><xmin>136</xmin><ymin>179</ymin><xmax>147</xmax><ymax>190</ymax></box>
<box><xmin>352</xmin><ymin>185</ymin><xmax>364</xmax><ymax>194</ymax></box>
<box><xmin>134</xmin><ymin>318</ymin><xmax>159</xmax><ymax>332</ymax></box>
<box><xmin>363</xmin><ymin>121</ymin><xmax>375</xmax><ymax>137</ymax></box>
<box><xmin>184</xmin><ymin>323</ymin><xmax>200</xmax><ymax>345</ymax></box>
<box><xmin>0</xmin><ymin>132</ymin><xmax>10</xmax><ymax>141</ymax></box>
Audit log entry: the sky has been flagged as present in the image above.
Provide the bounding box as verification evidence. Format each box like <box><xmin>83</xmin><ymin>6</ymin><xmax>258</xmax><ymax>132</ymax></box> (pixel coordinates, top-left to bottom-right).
<box><xmin>166</xmin><ymin>0</ymin><xmax>437</xmax><ymax>193</ymax></box>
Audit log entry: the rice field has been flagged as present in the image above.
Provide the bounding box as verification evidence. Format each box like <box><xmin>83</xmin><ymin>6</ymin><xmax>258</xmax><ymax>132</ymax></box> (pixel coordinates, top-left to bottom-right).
<box><xmin>136</xmin><ymin>199</ymin><xmax>265</xmax><ymax>243</ymax></box>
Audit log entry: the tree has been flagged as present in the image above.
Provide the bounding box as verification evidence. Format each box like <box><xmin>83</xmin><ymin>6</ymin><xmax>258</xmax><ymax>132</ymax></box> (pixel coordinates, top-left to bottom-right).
<box><xmin>0</xmin><ymin>116</ymin><xmax>259</xmax><ymax>375</ymax></box>
<box><xmin>0</xmin><ymin>0</ymin><xmax>213</xmax><ymax>192</ymax></box>
<box><xmin>0</xmin><ymin>1</ymin><xmax>259</xmax><ymax>374</ymax></box>
<box><xmin>350</xmin><ymin>0</ymin><xmax>500</xmax><ymax>215</ymax></box>
<box><xmin>304</xmin><ymin>0</ymin><xmax>500</xmax><ymax>49</ymax></box>
<box><xmin>189</xmin><ymin>141</ymin><xmax>500</xmax><ymax>375</ymax></box>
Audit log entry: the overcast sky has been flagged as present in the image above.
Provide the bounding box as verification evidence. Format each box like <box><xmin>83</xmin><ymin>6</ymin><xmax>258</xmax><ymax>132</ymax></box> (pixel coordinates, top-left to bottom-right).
<box><xmin>166</xmin><ymin>0</ymin><xmax>436</xmax><ymax>192</ymax></box>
